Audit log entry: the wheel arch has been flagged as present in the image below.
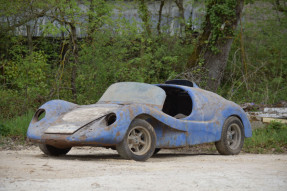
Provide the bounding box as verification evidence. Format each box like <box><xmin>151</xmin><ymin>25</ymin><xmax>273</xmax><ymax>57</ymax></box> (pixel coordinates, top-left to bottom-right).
<box><xmin>227</xmin><ymin>113</ymin><xmax>251</xmax><ymax>138</ymax></box>
<box><xmin>132</xmin><ymin>114</ymin><xmax>162</xmax><ymax>132</ymax></box>
<box><xmin>132</xmin><ymin>113</ymin><xmax>186</xmax><ymax>148</ymax></box>
<box><xmin>229</xmin><ymin>115</ymin><xmax>244</xmax><ymax>131</ymax></box>
<box><xmin>221</xmin><ymin>105</ymin><xmax>252</xmax><ymax>138</ymax></box>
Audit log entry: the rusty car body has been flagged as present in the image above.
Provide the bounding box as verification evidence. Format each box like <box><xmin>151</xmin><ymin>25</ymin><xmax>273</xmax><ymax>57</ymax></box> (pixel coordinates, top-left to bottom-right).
<box><xmin>27</xmin><ymin>80</ymin><xmax>252</xmax><ymax>161</ymax></box>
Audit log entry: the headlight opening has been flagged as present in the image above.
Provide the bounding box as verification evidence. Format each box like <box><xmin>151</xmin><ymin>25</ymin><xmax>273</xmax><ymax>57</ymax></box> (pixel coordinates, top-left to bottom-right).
<box><xmin>105</xmin><ymin>113</ymin><xmax>117</xmax><ymax>126</ymax></box>
<box><xmin>33</xmin><ymin>109</ymin><xmax>46</xmax><ymax>122</ymax></box>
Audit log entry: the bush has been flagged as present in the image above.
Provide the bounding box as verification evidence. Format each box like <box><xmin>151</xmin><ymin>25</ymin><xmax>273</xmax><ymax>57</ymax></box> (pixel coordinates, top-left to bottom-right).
<box><xmin>0</xmin><ymin>111</ymin><xmax>34</xmax><ymax>140</ymax></box>
<box><xmin>0</xmin><ymin>122</ymin><xmax>10</xmax><ymax>136</ymax></box>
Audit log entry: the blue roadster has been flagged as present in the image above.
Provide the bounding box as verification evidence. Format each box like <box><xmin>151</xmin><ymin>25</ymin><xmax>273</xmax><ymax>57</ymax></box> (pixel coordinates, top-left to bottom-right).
<box><xmin>27</xmin><ymin>80</ymin><xmax>252</xmax><ymax>161</ymax></box>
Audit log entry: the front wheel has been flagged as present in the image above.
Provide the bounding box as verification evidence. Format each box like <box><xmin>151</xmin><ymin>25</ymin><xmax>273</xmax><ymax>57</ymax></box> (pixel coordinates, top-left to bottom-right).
<box><xmin>39</xmin><ymin>144</ymin><xmax>71</xmax><ymax>156</ymax></box>
<box><xmin>215</xmin><ymin>116</ymin><xmax>244</xmax><ymax>155</ymax></box>
<box><xmin>116</xmin><ymin>119</ymin><xmax>156</xmax><ymax>161</ymax></box>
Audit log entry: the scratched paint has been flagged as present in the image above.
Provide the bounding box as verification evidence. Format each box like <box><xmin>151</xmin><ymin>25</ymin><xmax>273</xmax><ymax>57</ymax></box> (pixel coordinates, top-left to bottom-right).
<box><xmin>27</xmin><ymin>82</ymin><xmax>252</xmax><ymax>149</ymax></box>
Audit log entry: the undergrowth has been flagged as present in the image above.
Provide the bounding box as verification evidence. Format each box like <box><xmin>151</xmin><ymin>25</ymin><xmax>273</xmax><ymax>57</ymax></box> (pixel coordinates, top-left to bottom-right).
<box><xmin>243</xmin><ymin>121</ymin><xmax>287</xmax><ymax>154</ymax></box>
<box><xmin>0</xmin><ymin>110</ymin><xmax>34</xmax><ymax>140</ymax></box>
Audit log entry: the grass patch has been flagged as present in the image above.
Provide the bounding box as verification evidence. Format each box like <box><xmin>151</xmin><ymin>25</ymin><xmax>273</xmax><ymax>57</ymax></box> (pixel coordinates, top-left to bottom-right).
<box><xmin>0</xmin><ymin>110</ymin><xmax>34</xmax><ymax>140</ymax></box>
<box><xmin>243</xmin><ymin>121</ymin><xmax>287</xmax><ymax>154</ymax></box>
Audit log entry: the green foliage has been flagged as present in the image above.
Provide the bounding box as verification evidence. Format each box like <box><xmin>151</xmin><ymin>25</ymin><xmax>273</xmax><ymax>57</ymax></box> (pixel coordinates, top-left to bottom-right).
<box><xmin>77</xmin><ymin>22</ymin><xmax>190</xmax><ymax>104</ymax></box>
<box><xmin>0</xmin><ymin>90</ymin><xmax>26</xmax><ymax>119</ymax></box>
<box><xmin>219</xmin><ymin>1</ymin><xmax>287</xmax><ymax>104</ymax></box>
<box><xmin>0</xmin><ymin>123</ymin><xmax>9</xmax><ymax>136</ymax></box>
<box><xmin>0</xmin><ymin>36</ymin><xmax>50</xmax><ymax>118</ymax></box>
<box><xmin>244</xmin><ymin>121</ymin><xmax>287</xmax><ymax>153</ymax></box>
<box><xmin>41</xmin><ymin>21</ymin><xmax>68</xmax><ymax>36</ymax></box>
<box><xmin>204</xmin><ymin>0</ymin><xmax>240</xmax><ymax>52</ymax></box>
<box><xmin>0</xmin><ymin>111</ymin><xmax>34</xmax><ymax>139</ymax></box>
<box><xmin>268</xmin><ymin>121</ymin><xmax>287</xmax><ymax>130</ymax></box>
<box><xmin>137</xmin><ymin>0</ymin><xmax>151</xmax><ymax>36</ymax></box>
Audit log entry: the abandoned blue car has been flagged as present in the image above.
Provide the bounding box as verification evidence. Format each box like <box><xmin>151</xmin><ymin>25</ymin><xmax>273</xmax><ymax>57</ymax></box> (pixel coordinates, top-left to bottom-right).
<box><xmin>27</xmin><ymin>80</ymin><xmax>252</xmax><ymax>161</ymax></box>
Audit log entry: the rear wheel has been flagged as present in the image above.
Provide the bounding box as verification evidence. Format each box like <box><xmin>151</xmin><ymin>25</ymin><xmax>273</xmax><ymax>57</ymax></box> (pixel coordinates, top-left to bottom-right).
<box><xmin>116</xmin><ymin>119</ymin><xmax>156</xmax><ymax>161</ymax></box>
<box><xmin>39</xmin><ymin>144</ymin><xmax>71</xmax><ymax>156</ymax></box>
<box><xmin>215</xmin><ymin>116</ymin><xmax>244</xmax><ymax>155</ymax></box>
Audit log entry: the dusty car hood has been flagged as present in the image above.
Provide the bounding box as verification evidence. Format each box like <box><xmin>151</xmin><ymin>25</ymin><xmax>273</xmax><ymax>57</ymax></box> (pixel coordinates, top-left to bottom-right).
<box><xmin>45</xmin><ymin>104</ymin><xmax>120</xmax><ymax>134</ymax></box>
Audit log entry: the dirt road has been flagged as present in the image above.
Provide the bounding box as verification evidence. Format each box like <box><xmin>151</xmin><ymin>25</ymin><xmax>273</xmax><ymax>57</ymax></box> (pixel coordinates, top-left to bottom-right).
<box><xmin>0</xmin><ymin>147</ymin><xmax>286</xmax><ymax>191</ymax></box>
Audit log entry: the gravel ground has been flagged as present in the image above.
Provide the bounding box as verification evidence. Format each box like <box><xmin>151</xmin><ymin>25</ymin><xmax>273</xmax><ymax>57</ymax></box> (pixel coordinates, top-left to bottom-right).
<box><xmin>0</xmin><ymin>147</ymin><xmax>287</xmax><ymax>191</ymax></box>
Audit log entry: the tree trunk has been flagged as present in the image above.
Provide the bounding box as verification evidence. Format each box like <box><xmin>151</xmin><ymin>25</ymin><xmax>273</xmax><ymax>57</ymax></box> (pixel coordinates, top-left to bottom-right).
<box><xmin>174</xmin><ymin>0</ymin><xmax>185</xmax><ymax>36</ymax></box>
<box><xmin>70</xmin><ymin>24</ymin><xmax>78</xmax><ymax>102</ymax></box>
<box><xmin>205</xmin><ymin>0</ymin><xmax>244</xmax><ymax>92</ymax></box>
<box><xmin>157</xmin><ymin>0</ymin><xmax>165</xmax><ymax>35</ymax></box>
<box><xmin>88</xmin><ymin>0</ymin><xmax>95</xmax><ymax>41</ymax></box>
<box><xmin>187</xmin><ymin>3</ymin><xmax>212</xmax><ymax>68</ymax></box>
<box><xmin>26</xmin><ymin>25</ymin><xmax>33</xmax><ymax>54</ymax></box>
<box><xmin>138</xmin><ymin>0</ymin><xmax>151</xmax><ymax>36</ymax></box>
<box><xmin>187</xmin><ymin>0</ymin><xmax>244</xmax><ymax>92</ymax></box>
<box><xmin>204</xmin><ymin>38</ymin><xmax>235</xmax><ymax>91</ymax></box>
<box><xmin>25</xmin><ymin>25</ymin><xmax>33</xmax><ymax>112</ymax></box>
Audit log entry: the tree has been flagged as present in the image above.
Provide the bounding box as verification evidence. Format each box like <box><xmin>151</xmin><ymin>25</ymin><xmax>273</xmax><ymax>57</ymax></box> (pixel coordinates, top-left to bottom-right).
<box><xmin>0</xmin><ymin>0</ymin><xmax>51</xmax><ymax>34</ymax></box>
<box><xmin>157</xmin><ymin>0</ymin><xmax>165</xmax><ymax>35</ymax></box>
<box><xmin>0</xmin><ymin>0</ymin><xmax>111</xmax><ymax>103</ymax></box>
<box><xmin>187</xmin><ymin>0</ymin><xmax>245</xmax><ymax>92</ymax></box>
<box><xmin>138</xmin><ymin>0</ymin><xmax>151</xmax><ymax>36</ymax></box>
<box><xmin>174</xmin><ymin>0</ymin><xmax>185</xmax><ymax>35</ymax></box>
<box><xmin>46</xmin><ymin>0</ymin><xmax>81</xmax><ymax>101</ymax></box>
<box><xmin>274</xmin><ymin>0</ymin><xmax>287</xmax><ymax>13</ymax></box>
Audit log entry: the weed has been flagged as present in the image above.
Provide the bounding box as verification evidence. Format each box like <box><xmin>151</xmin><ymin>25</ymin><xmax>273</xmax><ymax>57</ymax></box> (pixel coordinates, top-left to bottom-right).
<box><xmin>243</xmin><ymin>121</ymin><xmax>287</xmax><ymax>154</ymax></box>
<box><xmin>0</xmin><ymin>111</ymin><xmax>34</xmax><ymax>140</ymax></box>
<box><xmin>0</xmin><ymin>123</ymin><xmax>10</xmax><ymax>136</ymax></box>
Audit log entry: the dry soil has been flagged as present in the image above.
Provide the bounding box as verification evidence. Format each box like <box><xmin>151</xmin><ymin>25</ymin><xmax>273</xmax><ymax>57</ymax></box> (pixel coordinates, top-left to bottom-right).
<box><xmin>0</xmin><ymin>147</ymin><xmax>286</xmax><ymax>191</ymax></box>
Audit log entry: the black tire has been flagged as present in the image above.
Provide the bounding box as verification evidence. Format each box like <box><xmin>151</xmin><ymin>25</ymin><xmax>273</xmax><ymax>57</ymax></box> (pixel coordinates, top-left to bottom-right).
<box><xmin>215</xmin><ymin>116</ymin><xmax>244</xmax><ymax>155</ymax></box>
<box><xmin>153</xmin><ymin>148</ymin><xmax>161</xmax><ymax>155</ymax></box>
<box><xmin>116</xmin><ymin>119</ymin><xmax>156</xmax><ymax>161</ymax></box>
<box><xmin>39</xmin><ymin>144</ymin><xmax>71</xmax><ymax>156</ymax></box>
